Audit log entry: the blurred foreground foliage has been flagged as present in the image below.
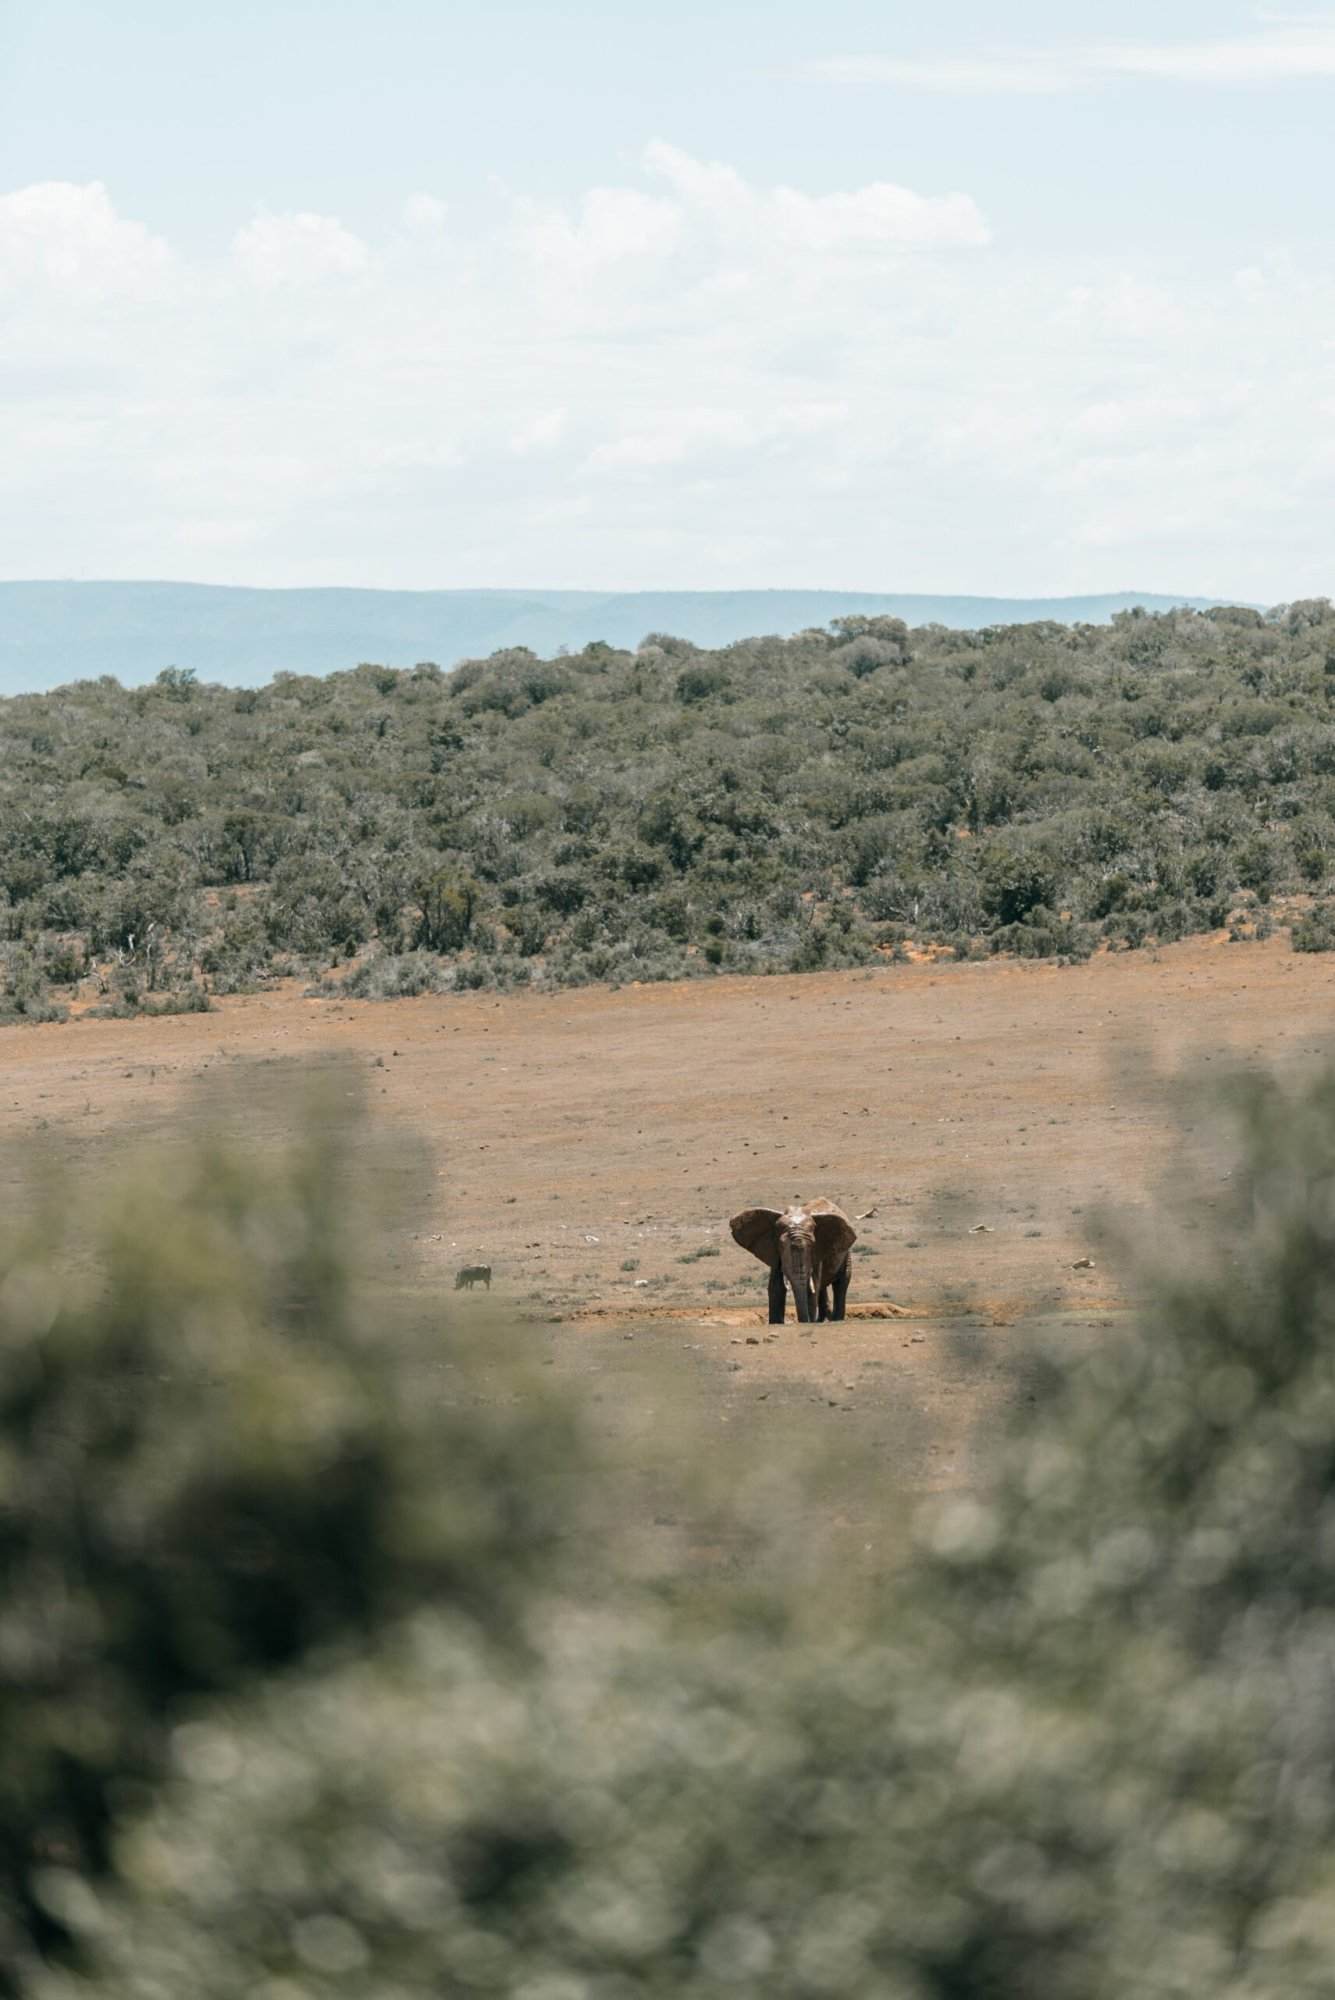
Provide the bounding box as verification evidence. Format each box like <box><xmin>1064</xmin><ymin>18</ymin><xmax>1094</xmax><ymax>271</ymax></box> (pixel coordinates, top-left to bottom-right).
<box><xmin>6</xmin><ymin>600</ymin><xmax>1335</xmax><ymax>1009</ymax></box>
<box><xmin>0</xmin><ymin>1076</ymin><xmax>581</xmax><ymax>1992</ymax></box>
<box><xmin>9</xmin><ymin>1064</ymin><xmax>1335</xmax><ymax>1994</ymax></box>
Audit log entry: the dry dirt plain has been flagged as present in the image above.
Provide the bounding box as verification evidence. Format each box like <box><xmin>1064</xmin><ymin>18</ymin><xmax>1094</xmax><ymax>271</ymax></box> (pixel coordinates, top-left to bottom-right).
<box><xmin>3</xmin><ymin>934</ymin><xmax>1333</xmax><ymax>1565</ymax></box>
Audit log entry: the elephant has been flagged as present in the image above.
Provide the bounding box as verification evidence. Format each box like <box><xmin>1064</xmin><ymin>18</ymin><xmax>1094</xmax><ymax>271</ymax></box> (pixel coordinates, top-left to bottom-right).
<box><xmin>454</xmin><ymin>1264</ymin><xmax>492</xmax><ymax>1291</ymax></box>
<box><xmin>729</xmin><ymin>1199</ymin><xmax>856</xmax><ymax>1325</ymax></box>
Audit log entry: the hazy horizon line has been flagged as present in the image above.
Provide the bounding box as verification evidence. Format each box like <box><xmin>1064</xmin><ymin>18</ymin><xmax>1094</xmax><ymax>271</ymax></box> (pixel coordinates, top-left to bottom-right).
<box><xmin>1</xmin><ymin>578</ymin><xmax>1247</xmax><ymax>602</ymax></box>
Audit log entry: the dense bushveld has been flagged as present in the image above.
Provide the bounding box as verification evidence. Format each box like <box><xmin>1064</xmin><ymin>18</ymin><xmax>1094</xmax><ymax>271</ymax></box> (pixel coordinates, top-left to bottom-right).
<box><xmin>11</xmin><ymin>1062</ymin><xmax>1335</xmax><ymax>1996</ymax></box>
<box><xmin>4</xmin><ymin>598</ymin><xmax>1335</xmax><ymax>1018</ymax></box>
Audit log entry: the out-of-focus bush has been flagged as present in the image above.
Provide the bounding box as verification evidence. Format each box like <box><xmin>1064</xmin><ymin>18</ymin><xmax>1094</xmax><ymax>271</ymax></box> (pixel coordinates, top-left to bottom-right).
<box><xmin>0</xmin><ymin>1074</ymin><xmax>581</xmax><ymax>1991</ymax></box>
<box><xmin>18</xmin><ymin>1062</ymin><xmax>1335</xmax><ymax>1995</ymax></box>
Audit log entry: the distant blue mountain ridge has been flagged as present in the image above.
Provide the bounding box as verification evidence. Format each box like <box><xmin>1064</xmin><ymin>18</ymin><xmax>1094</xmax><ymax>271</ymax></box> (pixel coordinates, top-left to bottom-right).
<box><xmin>0</xmin><ymin>581</ymin><xmax>1244</xmax><ymax>695</ymax></box>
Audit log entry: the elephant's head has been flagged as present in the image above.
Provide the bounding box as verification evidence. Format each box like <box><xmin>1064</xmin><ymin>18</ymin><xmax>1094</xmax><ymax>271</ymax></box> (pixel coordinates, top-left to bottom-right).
<box><xmin>729</xmin><ymin>1200</ymin><xmax>856</xmax><ymax>1324</ymax></box>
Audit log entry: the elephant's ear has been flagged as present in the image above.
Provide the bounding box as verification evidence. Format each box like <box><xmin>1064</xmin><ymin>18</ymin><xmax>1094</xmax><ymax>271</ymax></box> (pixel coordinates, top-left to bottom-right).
<box><xmin>730</xmin><ymin>1207</ymin><xmax>782</xmax><ymax>1265</ymax></box>
<box><xmin>812</xmin><ymin>1208</ymin><xmax>856</xmax><ymax>1262</ymax></box>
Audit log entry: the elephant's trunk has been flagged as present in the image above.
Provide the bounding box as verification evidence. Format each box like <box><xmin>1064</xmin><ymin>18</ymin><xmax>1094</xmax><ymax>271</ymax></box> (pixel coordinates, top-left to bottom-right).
<box><xmin>788</xmin><ymin>1251</ymin><xmax>815</xmax><ymax>1323</ymax></box>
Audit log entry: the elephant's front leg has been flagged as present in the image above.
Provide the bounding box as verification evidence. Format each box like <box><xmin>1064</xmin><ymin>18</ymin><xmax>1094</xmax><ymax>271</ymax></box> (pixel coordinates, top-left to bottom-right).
<box><xmin>830</xmin><ymin>1256</ymin><xmax>851</xmax><ymax>1322</ymax></box>
<box><xmin>816</xmin><ymin>1281</ymin><xmax>832</xmax><ymax>1321</ymax></box>
<box><xmin>767</xmin><ymin>1264</ymin><xmax>787</xmax><ymax>1325</ymax></box>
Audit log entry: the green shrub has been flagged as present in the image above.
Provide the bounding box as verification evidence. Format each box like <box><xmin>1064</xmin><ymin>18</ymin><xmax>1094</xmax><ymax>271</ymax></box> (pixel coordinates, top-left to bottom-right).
<box><xmin>0</xmin><ymin>946</ymin><xmax>68</xmax><ymax>1024</ymax></box>
<box><xmin>414</xmin><ymin>867</ymin><xmax>479</xmax><ymax>952</ymax></box>
<box><xmin>1292</xmin><ymin>903</ymin><xmax>1335</xmax><ymax>952</ymax></box>
<box><xmin>674</xmin><ymin>665</ymin><xmax>730</xmax><ymax>703</ymax></box>
<box><xmin>340</xmin><ymin>951</ymin><xmax>452</xmax><ymax>999</ymax></box>
<box><xmin>140</xmin><ymin>984</ymin><xmax>212</xmax><ymax>1016</ymax></box>
<box><xmin>979</xmin><ymin>844</ymin><xmax>1059</xmax><ymax>925</ymax></box>
<box><xmin>40</xmin><ymin>942</ymin><xmax>84</xmax><ymax>987</ymax></box>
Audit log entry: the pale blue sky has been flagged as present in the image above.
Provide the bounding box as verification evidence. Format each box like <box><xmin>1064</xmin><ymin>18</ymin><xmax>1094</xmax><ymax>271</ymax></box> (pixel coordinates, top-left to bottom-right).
<box><xmin>5</xmin><ymin>0</ymin><xmax>1333</xmax><ymax>259</ymax></box>
<box><xmin>3</xmin><ymin>1</ymin><xmax>1334</xmax><ymax>597</ymax></box>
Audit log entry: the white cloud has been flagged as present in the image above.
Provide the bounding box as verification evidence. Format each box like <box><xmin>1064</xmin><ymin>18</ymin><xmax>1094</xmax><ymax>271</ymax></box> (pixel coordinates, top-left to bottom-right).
<box><xmin>587</xmin><ymin>401</ymin><xmax>849</xmax><ymax>473</ymax></box>
<box><xmin>1059</xmin><ymin>275</ymin><xmax>1188</xmax><ymax>340</ymax></box>
<box><xmin>511</xmin><ymin>144</ymin><xmax>988</xmax><ymax>296</ymax></box>
<box><xmin>1069</xmin><ymin>396</ymin><xmax>1207</xmax><ymax>444</ymax></box>
<box><xmin>1101</xmin><ymin>29</ymin><xmax>1335</xmax><ymax>81</ymax></box>
<box><xmin>0</xmin><ymin>180</ymin><xmax>170</xmax><ymax>293</ymax></box>
<box><xmin>514</xmin><ymin>186</ymin><xmax>682</xmax><ymax>272</ymax></box>
<box><xmin>641</xmin><ymin>142</ymin><xmax>753</xmax><ymax>221</ymax></box>
<box><xmin>807</xmin><ymin>53</ymin><xmax>1075</xmax><ymax>93</ymax></box>
<box><xmin>511</xmin><ymin>408</ymin><xmax>568</xmax><ymax>455</ymax></box>
<box><xmin>807</xmin><ymin>24</ymin><xmax>1335</xmax><ymax>92</ymax></box>
<box><xmin>642</xmin><ymin>141</ymin><xmax>989</xmax><ymax>251</ymax></box>
<box><xmin>401</xmin><ymin>193</ymin><xmax>448</xmax><ymax>236</ymax></box>
<box><xmin>1</xmin><ymin>161</ymin><xmax>1333</xmax><ymax>601</ymax></box>
<box><xmin>231</xmin><ymin>210</ymin><xmax>370</xmax><ymax>287</ymax></box>
<box><xmin>769</xmin><ymin>182</ymin><xmax>988</xmax><ymax>251</ymax></box>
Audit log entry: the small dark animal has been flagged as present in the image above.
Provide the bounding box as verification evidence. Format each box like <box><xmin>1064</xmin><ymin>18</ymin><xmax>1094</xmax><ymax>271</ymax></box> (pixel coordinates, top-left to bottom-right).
<box><xmin>455</xmin><ymin>1264</ymin><xmax>492</xmax><ymax>1291</ymax></box>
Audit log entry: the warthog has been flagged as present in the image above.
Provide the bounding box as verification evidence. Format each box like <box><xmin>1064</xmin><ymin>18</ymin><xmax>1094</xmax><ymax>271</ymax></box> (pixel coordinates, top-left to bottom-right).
<box><xmin>454</xmin><ymin>1264</ymin><xmax>492</xmax><ymax>1291</ymax></box>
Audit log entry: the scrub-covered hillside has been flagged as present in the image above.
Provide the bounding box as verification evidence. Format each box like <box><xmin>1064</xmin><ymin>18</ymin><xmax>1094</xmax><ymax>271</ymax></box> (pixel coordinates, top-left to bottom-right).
<box><xmin>3</xmin><ymin>600</ymin><xmax>1335</xmax><ymax>1018</ymax></box>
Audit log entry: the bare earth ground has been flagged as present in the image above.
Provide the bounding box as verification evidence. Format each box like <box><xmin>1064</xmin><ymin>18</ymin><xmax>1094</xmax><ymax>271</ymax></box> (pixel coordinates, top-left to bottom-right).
<box><xmin>3</xmin><ymin>934</ymin><xmax>1332</xmax><ymax>1567</ymax></box>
